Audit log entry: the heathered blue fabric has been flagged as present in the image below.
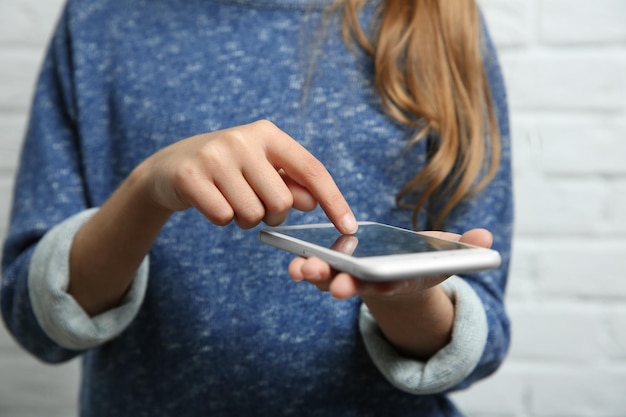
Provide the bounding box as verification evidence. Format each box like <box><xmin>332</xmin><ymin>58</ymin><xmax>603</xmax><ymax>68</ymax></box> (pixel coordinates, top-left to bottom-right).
<box><xmin>1</xmin><ymin>0</ymin><xmax>513</xmax><ymax>415</ymax></box>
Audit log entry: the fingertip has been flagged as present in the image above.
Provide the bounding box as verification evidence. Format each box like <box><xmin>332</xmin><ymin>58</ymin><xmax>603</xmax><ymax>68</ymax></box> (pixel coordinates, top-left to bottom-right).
<box><xmin>295</xmin><ymin>257</ymin><xmax>333</xmax><ymax>283</ymax></box>
<box><xmin>329</xmin><ymin>273</ymin><xmax>358</xmax><ymax>299</ymax></box>
<box><xmin>339</xmin><ymin>213</ymin><xmax>358</xmax><ymax>235</ymax></box>
<box><xmin>288</xmin><ymin>258</ymin><xmax>305</xmax><ymax>281</ymax></box>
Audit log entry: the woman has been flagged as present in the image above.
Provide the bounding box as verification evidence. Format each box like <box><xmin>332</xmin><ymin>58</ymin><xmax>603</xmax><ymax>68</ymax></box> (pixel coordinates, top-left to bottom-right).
<box><xmin>1</xmin><ymin>0</ymin><xmax>512</xmax><ymax>415</ymax></box>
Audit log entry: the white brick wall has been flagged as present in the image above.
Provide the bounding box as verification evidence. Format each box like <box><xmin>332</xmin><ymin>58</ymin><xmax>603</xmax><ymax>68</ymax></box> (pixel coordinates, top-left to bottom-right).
<box><xmin>0</xmin><ymin>0</ymin><xmax>625</xmax><ymax>416</ymax></box>
<box><xmin>453</xmin><ymin>1</ymin><xmax>626</xmax><ymax>416</ymax></box>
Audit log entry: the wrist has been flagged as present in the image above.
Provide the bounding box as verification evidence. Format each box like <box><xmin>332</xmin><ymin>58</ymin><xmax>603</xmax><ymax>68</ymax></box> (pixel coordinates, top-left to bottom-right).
<box><xmin>127</xmin><ymin>160</ymin><xmax>177</xmax><ymax>219</ymax></box>
<box><xmin>68</xmin><ymin>165</ymin><xmax>173</xmax><ymax>316</ymax></box>
<box><xmin>360</xmin><ymin>275</ymin><xmax>451</xmax><ymax>303</ymax></box>
<box><xmin>361</xmin><ymin>285</ymin><xmax>454</xmax><ymax>360</ymax></box>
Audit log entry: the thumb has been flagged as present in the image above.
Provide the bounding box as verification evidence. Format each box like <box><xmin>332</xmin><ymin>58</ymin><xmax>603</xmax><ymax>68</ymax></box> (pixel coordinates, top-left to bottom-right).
<box><xmin>459</xmin><ymin>228</ymin><xmax>493</xmax><ymax>249</ymax></box>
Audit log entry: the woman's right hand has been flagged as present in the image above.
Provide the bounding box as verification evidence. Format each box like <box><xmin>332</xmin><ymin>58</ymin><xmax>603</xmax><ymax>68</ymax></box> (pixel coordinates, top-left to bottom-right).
<box><xmin>136</xmin><ymin>120</ymin><xmax>357</xmax><ymax>233</ymax></box>
<box><xmin>68</xmin><ymin>120</ymin><xmax>356</xmax><ymax>316</ymax></box>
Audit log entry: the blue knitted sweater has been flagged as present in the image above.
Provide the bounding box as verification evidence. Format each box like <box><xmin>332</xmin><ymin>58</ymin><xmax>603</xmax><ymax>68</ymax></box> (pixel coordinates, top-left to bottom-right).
<box><xmin>2</xmin><ymin>0</ymin><xmax>513</xmax><ymax>415</ymax></box>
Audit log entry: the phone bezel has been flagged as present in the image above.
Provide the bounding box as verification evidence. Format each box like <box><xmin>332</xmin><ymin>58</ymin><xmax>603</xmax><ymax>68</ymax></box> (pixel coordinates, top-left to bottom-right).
<box><xmin>259</xmin><ymin>221</ymin><xmax>501</xmax><ymax>282</ymax></box>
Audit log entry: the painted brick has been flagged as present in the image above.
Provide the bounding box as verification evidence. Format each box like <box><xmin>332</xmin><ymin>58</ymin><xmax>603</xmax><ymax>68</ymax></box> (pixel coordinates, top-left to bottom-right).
<box><xmin>606</xmin><ymin>181</ymin><xmax>626</xmax><ymax>234</ymax></box>
<box><xmin>451</xmin><ymin>363</ymin><xmax>528</xmax><ymax>416</ymax></box>
<box><xmin>0</xmin><ymin>176</ymin><xmax>15</xmax><ymax>238</ymax></box>
<box><xmin>479</xmin><ymin>0</ymin><xmax>533</xmax><ymax>47</ymax></box>
<box><xmin>0</xmin><ymin>312</ymin><xmax>22</xmax><ymax>353</ymax></box>
<box><xmin>535</xmin><ymin>122</ymin><xmax>626</xmax><ymax>176</ymax></box>
<box><xmin>510</xmin><ymin>118</ymin><xmax>539</xmax><ymax>179</ymax></box>
<box><xmin>514</xmin><ymin>178</ymin><xmax>609</xmax><ymax>236</ymax></box>
<box><xmin>529</xmin><ymin>368</ymin><xmax>626</xmax><ymax>417</ymax></box>
<box><xmin>0</xmin><ymin>406</ymin><xmax>79</xmax><ymax>417</ymax></box>
<box><xmin>0</xmin><ymin>354</ymin><xmax>79</xmax><ymax>409</ymax></box>
<box><xmin>0</xmin><ymin>48</ymin><xmax>42</xmax><ymax>113</ymax></box>
<box><xmin>606</xmin><ymin>308</ymin><xmax>626</xmax><ymax>360</ymax></box>
<box><xmin>540</xmin><ymin>0</ymin><xmax>626</xmax><ymax>44</ymax></box>
<box><xmin>534</xmin><ymin>240</ymin><xmax>626</xmax><ymax>298</ymax></box>
<box><xmin>506</xmin><ymin>240</ymin><xmax>539</xmax><ymax>301</ymax></box>
<box><xmin>507</xmin><ymin>303</ymin><xmax>606</xmax><ymax>362</ymax></box>
<box><xmin>501</xmin><ymin>53</ymin><xmax>626</xmax><ymax>112</ymax></box>
<box><xmin>0</xmin><ymin>113</ymin><xmax>28</xmax><ymax>172</ymax></box>
<box><xmin>0</xmin><ymin>1</ymin><xmax>64</xmax><ymax>47</ymax></box>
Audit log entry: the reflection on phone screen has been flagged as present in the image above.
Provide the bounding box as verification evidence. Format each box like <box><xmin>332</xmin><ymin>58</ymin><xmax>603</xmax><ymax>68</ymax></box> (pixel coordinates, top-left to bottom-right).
<box><xmin>280</xmin><ymin>224</ymin><xmax>471</xmax><ymax>257</ymax></box>
<box><xmin>330</xmin><ymin>235</ymin><xmax>359</xmax><ymax>255</ymax></box>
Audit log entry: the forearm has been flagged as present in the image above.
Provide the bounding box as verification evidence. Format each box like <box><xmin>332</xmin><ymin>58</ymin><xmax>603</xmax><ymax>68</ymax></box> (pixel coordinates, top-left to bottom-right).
<box><xmin>361</xmin><ymin>285</ymin><xmax>454</xmax><ymax>360</ymax></box>
<box><xmin>68</xmin><ymin>164</ymin><xmax>172</xmax><ymax>316</ymax></box>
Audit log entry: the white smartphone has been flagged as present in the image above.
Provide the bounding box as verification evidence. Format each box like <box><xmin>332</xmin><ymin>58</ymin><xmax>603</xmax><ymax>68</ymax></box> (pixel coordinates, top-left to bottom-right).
<box><xmin>259</xmin><ymin>221</ymin><xmax>501</xmax><ymax>282</ymax></box>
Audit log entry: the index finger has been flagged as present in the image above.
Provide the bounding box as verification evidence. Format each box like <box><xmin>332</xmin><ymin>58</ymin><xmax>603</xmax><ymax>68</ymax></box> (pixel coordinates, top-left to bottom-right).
<box><xmin>261</xmin><ymin>125</ymin><xmax>358</xmax><ymax>234</ymax></box>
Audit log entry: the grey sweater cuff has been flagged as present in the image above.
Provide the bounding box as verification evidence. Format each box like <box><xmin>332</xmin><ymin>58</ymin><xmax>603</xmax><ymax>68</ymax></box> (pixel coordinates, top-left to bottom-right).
<box><xmin>359</xmin><ymin>276</ymin><xmax>488</xmax><ymax>394</ymax></box>
<box><xmin>28</xmin><ymin>208</ymin><xmax>149</xmax><ymax>350</ymax></box>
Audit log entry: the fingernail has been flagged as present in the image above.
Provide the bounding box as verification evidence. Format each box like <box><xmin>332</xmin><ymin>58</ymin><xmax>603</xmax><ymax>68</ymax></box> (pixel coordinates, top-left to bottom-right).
<box><xmin>341</xmin><ymin>213</ymin><xmax>358</xmax><ymax>234</ymax></box>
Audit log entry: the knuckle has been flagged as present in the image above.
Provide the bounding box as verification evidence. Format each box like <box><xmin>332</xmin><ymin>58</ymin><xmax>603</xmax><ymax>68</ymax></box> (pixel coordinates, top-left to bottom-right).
<box><xmin>235</xmin><ymin>202</ymin><xmax>266</xmax><ymax>229</ymax></box>
<box><xmin>316</xmin><ymin>191</ymin><xmax>346</xmax><ymax>218</ymax></box>
<box><xmin>235</xmin><ymin>217</ymin><xmax>261</xmax><ymax>229</ymax></box>
<box><xmin>209</xmin><ymin>206</ymin><xmax>234</xmax><ymax>226</ymax></box>
<box><xmin>215</xmin><ymin>130</ymin><xmax>255</xmax><ymax>163</ymax></box>
<box><xmin>265</xmin><ymin>192</ymin><xmax>293</xmax><ymax>213</ymax></box>
<box><xmin>251</xmin><ymin>119</ymin><xmax>279</xmax><ymax>134</ymax></box>
<box><xmin>303</xmin><ymin>159</ymin><xmax>328</xmax><ymax>181</ymax></box>
<box><xmin>263</xmin><ymin>214</ymin><xmax>288</xmax><ymax>227</ymax></box>
<box><xmin>195</xmin><ymin>143</ymin><xmax>215</xmax><ymax>161</ymax></box>
<box><xmin>196</xmin><ymin>142</ymin><xmax>226</xmax><ymax>169</ymax></box>
<box><xmin>171</xmin><ymin>160</ymin><xmax>199</xmax><ymax>190</ymax></box>
<box><xmin>248</xmin><ymin>204</ymin><xmax>267</xmax><ymax>223</ymax></box>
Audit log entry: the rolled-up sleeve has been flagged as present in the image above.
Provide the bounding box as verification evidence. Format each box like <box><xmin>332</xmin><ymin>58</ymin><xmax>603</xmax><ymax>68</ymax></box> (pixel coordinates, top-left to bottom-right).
<box><xmin>359</xmin><ymin>276</ymin><xmax>488</xmax><ymax>394</ymax></box>
<box><xmin>28</xmin><ymin>208</ymin><xmax>149</xmax><ymax>351</ymax></box>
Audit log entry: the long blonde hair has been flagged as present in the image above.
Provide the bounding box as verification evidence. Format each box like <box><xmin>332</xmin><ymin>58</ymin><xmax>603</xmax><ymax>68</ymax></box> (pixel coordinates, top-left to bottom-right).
<box><xmin>340</xmin><ymin>0</ymin><xmax>501</xmax><ymax>229</ymax></box>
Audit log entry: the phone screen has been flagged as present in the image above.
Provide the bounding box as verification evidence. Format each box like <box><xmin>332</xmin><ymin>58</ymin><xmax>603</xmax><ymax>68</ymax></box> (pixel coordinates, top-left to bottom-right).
<box><xmin>277</xmin><ymin>224</ymin><xmax>471</xmax><ymax>257</ymax></box>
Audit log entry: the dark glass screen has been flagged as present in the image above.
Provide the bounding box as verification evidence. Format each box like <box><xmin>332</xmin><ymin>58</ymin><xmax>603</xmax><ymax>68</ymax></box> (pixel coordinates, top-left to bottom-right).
<box><xmin>279</xmin><ymin>224</ymin><xmax>471</xmax><ymax>257</ymax></box>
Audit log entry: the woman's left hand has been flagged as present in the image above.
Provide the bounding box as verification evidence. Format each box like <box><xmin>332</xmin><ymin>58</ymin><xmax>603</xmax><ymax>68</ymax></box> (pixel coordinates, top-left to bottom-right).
<box><xmin>290</xmin><ymin>227</ymin><xmax>493</xmax><ymax>359</ymax></box>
